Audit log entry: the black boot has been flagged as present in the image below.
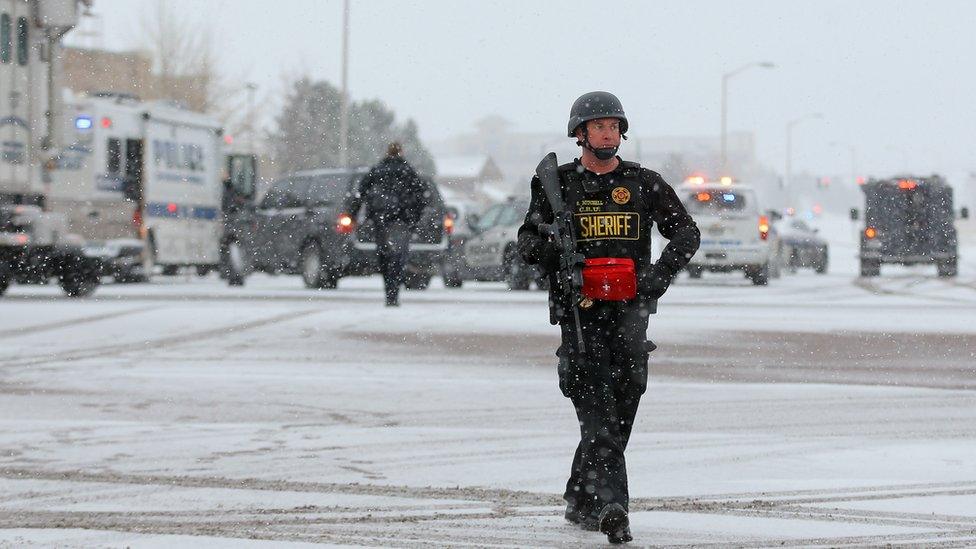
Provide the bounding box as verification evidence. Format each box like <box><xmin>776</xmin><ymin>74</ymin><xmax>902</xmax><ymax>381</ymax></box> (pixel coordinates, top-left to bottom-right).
<box><xmin>598</xmin><ymin>503</ymin><xmax>632</xmax><ymax>544</ymax></box>
<box><xmin>564</xmin><ymin>502</ymin><xmax>582</xmax><ymax>525</ymax></box>
<box><xmin>565</xmin><ymin>499</ymin><xmax>599</xmax><ymax>530</ymax></box>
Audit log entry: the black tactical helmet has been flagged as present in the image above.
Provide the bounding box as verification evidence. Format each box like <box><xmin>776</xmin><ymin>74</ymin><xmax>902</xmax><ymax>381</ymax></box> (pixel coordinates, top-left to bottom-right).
<box><xmin>567</xmin><ymin>91</ymin><xmax>629</xmax><ymax>137</ymax></box>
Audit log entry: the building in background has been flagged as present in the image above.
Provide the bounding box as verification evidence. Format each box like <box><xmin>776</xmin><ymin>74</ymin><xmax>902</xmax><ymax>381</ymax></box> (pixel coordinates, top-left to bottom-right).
<box><xmin>431</xmin><ymin>116</ymin><xmax>778</xmax><ymax>202</ymax></box>
<box><xmin>62</xmin><ymin>46</ymin><xmax>209</xmax><ymax>112</ymax></box>
<box><xmin>433</xmin><ymin>154</ymin><xmax>507</xmax><ymax>205</ymax></box>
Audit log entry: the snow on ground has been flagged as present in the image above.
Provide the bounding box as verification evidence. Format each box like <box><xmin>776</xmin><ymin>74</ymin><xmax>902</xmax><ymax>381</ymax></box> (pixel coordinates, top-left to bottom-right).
<box><xmin>0</xmin><ymin>240</ymin><xmax>975</xmax><ymax>546</ymax></box>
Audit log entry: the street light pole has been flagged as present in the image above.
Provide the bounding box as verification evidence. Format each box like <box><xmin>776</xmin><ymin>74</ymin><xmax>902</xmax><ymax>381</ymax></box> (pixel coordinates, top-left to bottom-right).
<box><xmin>338</xmin><ymin>0</ymin><xmax>351</xmax><ymax>168</ymax></box>
<box><xmin>721</xmin><ymin>61</ymin><xmax>775</xmax><ymax>171</ymax></box>
<box><xmin>244</xmin><ymin>82</ymin><xmax>257</xmax><ymax>153</ymax></box>
<box><xmin>785</xmin><ymin>113</ymin><xmax>823</xmax><ymax>189</ymax></box>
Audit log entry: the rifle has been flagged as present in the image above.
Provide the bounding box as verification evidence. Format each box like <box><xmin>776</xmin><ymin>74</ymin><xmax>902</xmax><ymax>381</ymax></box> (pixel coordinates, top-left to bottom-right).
<box><xmin>535</xmin><ymin>152</ymin><xmax>587</xmax><ymax>353</ymax></box>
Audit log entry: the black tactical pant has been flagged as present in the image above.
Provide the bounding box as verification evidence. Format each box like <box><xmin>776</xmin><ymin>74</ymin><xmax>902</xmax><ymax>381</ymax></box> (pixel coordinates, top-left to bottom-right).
<box><xmin>557</xmin><ymin>299</ymin><xmax>652</xmax><ymax>520</ymax></box>
<box><xmin>375</xmin><ymin>222</ymin><xmax>412</xmax><ymax>305</ymax></box>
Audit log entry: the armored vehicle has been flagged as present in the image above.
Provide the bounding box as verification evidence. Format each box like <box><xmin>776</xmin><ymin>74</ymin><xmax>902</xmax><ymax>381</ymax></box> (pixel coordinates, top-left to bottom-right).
<box><xmin>852</xmin><ymin>175</ymin><xmax>968</xmax><ymax>277</ymax></box>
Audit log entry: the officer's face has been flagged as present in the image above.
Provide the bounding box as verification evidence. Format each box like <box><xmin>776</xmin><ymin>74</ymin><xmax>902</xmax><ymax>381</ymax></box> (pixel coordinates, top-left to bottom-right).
<box><xmin>579</xmin><ymin>118</ymin><xmax>621</xmax><ymax>147</ymax></box>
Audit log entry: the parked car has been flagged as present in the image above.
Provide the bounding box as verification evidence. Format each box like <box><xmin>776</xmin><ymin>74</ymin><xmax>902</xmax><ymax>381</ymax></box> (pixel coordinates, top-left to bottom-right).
<box><xmin>222</xmin><ymin>168</ymin><xmax>449</xmax><ymax>289</ymax></box>
<box><xmin>777</xmin><ymin>217</ymin><xmax>829</xmax><ymax>274</ymax></box>
<box><xmin>444</xmin><ymin>197</ymin><xmax>543</xmax><ymax>290</ymax></box>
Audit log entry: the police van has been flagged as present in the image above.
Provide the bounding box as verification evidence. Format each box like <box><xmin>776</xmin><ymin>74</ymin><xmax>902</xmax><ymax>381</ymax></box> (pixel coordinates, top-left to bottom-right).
<box><xmin>679</xmin><ymin>177</ymin><xmax>777</xmax><ymax>285</ymax></box>
<box><xmin>48</xmin><ymin>93</ymin><xmax>225</xmax><ymax>280</ymax></box>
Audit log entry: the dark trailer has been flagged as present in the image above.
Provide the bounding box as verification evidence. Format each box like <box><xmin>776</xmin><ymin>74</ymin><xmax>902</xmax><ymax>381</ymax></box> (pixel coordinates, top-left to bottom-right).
<box><xmin>853</xmin><ymin>175</ymin><xmax>968</xmax><ymax>277</ymax></box>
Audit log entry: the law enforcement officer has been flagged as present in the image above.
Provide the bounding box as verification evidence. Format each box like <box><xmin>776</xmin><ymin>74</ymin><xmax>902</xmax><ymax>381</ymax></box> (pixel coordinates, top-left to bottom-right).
<box><xmin>346</xmin><ymin>142</ymin><xmax>428</xmax><ymax>306</ymax></box>
<box><xmin>517</xmin><ymin>91</ymin><xmax>700</xmax><ymax>543</ymax></box>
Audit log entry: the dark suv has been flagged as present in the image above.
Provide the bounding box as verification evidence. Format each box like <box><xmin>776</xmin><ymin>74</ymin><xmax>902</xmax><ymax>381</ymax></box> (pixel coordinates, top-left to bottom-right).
<box><xmin>223</xmin><ymin>168</ymin><xmax>448</xmax><ymax>288</ymax></box>
<box><xmin>852</xmin><ymin>175</ymin><xmax>968</xmax><ymax>277</ymax></box>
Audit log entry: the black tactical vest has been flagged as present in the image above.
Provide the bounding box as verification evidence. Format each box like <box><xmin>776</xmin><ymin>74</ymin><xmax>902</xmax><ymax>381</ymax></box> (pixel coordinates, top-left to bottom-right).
<box><xmin>558</xmin><ymin>160</ymin><xmax>654</xmax><ymax>269</ymax></box>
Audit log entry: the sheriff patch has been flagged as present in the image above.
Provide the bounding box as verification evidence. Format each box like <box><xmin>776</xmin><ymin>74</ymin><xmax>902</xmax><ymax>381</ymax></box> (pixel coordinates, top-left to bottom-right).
<box><xmin>575</xmin><ymin>212</ymin><xmax>640</xmax><ymax>241</ymax></box>
<box><xmin>611</xmin><ymin>186</ymin><xmax>631</xmax><ymax>205</ymax></box>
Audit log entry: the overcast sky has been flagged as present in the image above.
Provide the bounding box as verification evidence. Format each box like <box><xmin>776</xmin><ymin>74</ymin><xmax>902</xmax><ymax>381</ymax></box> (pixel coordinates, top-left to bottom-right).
<box><xmin>67</xmin><ymin>0</ymin><xmax>976</xmax><ymax>183</ymax></box>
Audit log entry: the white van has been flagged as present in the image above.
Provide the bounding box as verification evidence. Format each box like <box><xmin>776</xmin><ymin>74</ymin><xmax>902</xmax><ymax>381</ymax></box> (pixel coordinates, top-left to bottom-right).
<box><xmin>49</xmin><ymin>93</ymin><xmax>224</xmax><ymax>279</ymax></box>
<box><xmin>680</xmin><ymin>180</ymin><xmax>776</xmax><ymax>285</ymax></box>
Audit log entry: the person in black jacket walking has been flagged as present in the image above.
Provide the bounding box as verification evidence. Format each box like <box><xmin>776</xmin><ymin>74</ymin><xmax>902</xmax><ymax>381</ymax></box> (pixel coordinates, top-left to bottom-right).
<box><xmin>518</xmin><ymin>92</ymin><xmax>700</xmax><ymax>544</ymax></box>
<box><xmin>346</xmin><ymin>143</ymin><xmax>428</xmax><ymax>306</ymax></box>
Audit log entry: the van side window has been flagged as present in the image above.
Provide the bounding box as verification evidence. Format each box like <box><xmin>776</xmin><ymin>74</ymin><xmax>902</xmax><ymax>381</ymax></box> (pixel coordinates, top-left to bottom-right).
<box><xmin>1</xmin><ymin>13</ymin><xmax>11</xmax><ymax>64</ymax></box>
<box><xmin>107</xmin><ymin>138</ymin><xmax>122</xmax><ymax>174</ymax></box>
<box><xmin>16</xmin><ymin>16</ymin><xmax>27</xmax><ymax>66</ymax></box>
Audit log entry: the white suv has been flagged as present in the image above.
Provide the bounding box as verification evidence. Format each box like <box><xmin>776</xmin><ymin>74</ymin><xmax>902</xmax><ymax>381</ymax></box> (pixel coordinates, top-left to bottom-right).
<box><xmin>680</xmin><ymin>181</ymin><xmax>775</xmax><ymax>285</ymax></box>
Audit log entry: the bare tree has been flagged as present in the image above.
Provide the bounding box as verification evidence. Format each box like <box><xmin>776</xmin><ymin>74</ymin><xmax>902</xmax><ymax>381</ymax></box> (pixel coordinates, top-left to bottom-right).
<box><xmin>135</xmin><ymin>0</ymin><xmax>221</xmax><ymax>113</ymax></box>
<box><xmin>132</xmin><ymin>1</ymin><xmax>273</xmax><ymax>157</ymax></box>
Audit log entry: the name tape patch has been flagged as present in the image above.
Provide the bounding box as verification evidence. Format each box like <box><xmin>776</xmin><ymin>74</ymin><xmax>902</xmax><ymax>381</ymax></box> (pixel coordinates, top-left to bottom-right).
<box><xmin>575</xmin><ymin>212</ymin><xmax>640</xmax><ymax>241</ymax></box>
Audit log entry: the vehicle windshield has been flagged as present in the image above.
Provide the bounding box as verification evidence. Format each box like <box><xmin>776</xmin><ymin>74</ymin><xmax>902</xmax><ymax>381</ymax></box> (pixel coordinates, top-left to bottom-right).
<box><xmin>498</xmin><ymin>202</ymin><xmax>527</xmax><ymax>227</ymax></box>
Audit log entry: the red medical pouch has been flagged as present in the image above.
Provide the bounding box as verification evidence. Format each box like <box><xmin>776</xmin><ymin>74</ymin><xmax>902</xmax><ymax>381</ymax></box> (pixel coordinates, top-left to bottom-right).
<box><xmin>581</xmin><ymin>258</ymin><xmax>637</xmax><ymax>301</ymax></box>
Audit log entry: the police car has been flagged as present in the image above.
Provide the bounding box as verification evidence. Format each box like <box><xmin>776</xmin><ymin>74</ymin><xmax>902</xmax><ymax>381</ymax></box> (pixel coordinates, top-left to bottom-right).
<box><xmin>680</xmin><ymin>177</ymin><xmax>776</xmax><ymax>285</ymax></box>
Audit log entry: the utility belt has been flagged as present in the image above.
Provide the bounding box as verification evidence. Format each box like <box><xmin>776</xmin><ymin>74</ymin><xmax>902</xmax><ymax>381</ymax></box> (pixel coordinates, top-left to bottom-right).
<box><xmin>581</xmin><ymin>257</ymin><xmax>637</xmax><ymax>303</ymax></box>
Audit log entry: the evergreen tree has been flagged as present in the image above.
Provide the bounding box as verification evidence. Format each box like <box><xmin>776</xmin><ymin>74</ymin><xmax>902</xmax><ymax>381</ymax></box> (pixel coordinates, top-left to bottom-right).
<box><xmin>271</xmin><ymin>78</ymin><xmax>435</xmax><ymax>176</ymax></box>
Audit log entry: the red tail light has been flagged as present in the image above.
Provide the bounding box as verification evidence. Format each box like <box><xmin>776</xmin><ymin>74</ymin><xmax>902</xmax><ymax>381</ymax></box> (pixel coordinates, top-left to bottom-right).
<box><xmin>132</xmin><ymin>207</ymin><xmax>143</xmax><ymax>231</ymax></box>
<box><xmin>759</xmin><ymin>215</ymin><xmax>770</xmax><ymax>241</ymax></box>
<box><xmin>443</xmin><ymin>213</ymin><xmax>455</xmax><ymax>235</ymax></box>
<box><xmin>865</xmin><ymin>227</ymin><xmax>877</xmax><ymax>239</ymax></box>
<box><xmin>132</xmin><ymin>207</ymin><xmax>148</xmax><ymax>239</ymax></box>
<box><xmin>336</xmin><ymin>213</ymin><xmax>355</xmax><ymax>234</ymax></box>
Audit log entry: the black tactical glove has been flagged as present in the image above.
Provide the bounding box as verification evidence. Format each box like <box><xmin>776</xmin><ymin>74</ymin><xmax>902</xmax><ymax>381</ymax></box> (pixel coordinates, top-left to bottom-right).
<box><xmin>638</xmin><ymin>264</ymin><xmax>675</xmax><ymax>300</ymax></box>
<box><xmin>535</xmin><ymin>238</ymin><xmax>563</xmax><ymax>272</ymax></box>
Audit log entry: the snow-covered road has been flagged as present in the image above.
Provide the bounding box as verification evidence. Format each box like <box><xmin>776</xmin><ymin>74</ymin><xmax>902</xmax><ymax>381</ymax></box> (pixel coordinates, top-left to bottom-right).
<box><xmin>1</xmin><ymin>250</ymin><xmax>975</xmax><ymax>547</ymax></box>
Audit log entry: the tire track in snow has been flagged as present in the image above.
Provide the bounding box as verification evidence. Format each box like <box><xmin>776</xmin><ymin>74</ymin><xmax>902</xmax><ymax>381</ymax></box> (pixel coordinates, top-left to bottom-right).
<box><xmin>0</xmin><ymin>308</ymin><xmax>324</xmax><ymax>369</ymax></box>
<box><xmin>853</xmin><ymin>276</ymin><xmax>976</xmax><ymax>305</ymax></box>
<box><xmin>0</xmin><ymin>306</ymin><xmax>159</xmax><ymax>340</ymax></box>
<box><xmin>5</xmin><ymin>468</ymin><xmax>976</xmax><ymax>520</ymax></box>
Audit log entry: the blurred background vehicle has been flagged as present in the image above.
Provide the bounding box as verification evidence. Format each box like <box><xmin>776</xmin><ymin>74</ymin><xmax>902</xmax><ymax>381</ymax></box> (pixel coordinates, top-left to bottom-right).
<box><xmin>852</xmin><ymin>175</ymin><xmax>968</xmax><ymax>278</ymax></box>
<box><xmin>777</xmin><ymin>217</ymin><xmax>829</xmax><ymax>274</ymax></box>
<box><xmin>0</xmin><ymin>204</ymin><xmax>101</xmax><ymax>297</ymax></box>
<box><xmin>49</xmin><ymin>94</ymin><xmax>228</xmax><ymax>282</ymax></box>
<box><xmin>440</xmin><ymin>199</ymin><xmax>479</xmax><ymax>288</ymax></box>
<box><xmin>445</xmin><ymin>197</ymin><xmax>543</xmax><ymax>290</ymax></box>
<box><xmin>681</xmin><ymin>179</ymin><xmax>777</xmax><ymax>285</ymax></box>
<box><xmin>222</xmin><ymin>169</ymin><xmax>449</xmax><ymax>289</ymax></box>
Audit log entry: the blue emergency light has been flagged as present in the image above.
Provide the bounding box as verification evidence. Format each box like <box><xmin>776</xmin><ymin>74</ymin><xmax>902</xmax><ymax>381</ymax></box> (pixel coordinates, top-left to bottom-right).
<box><xmin>722</xmin><ymin>193</ymin><xmax>736</xmax><ymax>202</ymax></box>
<box><xmin>75</xmin><ymin>116</ymin><xmax>93</xmax><ymax>130</ymax></box>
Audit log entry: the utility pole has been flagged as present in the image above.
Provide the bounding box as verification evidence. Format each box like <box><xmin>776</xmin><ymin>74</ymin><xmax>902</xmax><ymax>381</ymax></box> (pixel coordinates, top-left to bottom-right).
<box><xmin>338</xmin><ymin>0</ymin><xmax>350</xmax><ymax>168</ymax></box>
